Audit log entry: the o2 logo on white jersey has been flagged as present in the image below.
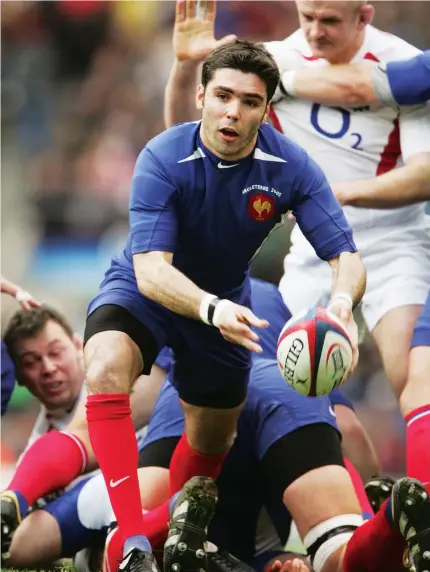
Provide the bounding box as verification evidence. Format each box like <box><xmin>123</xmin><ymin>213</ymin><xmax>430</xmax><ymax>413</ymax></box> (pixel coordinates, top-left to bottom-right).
<box><xmin>311</xmin><ymin>104</ymin><xmax>364</xmax><ymax>151</ymax></box>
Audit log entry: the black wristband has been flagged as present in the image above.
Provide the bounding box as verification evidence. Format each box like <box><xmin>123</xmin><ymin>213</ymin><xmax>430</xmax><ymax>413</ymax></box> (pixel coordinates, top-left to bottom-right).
<box><xmin>207</xmin><ymin>297</ymin><xmax>221</xmax><ymax>326</ymax></box>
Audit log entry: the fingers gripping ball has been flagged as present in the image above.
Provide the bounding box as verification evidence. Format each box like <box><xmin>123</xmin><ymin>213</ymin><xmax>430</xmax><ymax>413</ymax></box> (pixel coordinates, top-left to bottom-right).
<box><xmin>277</xmin><ymin>307</ymin><xmax>353</xmax><ymax>396</ymax></box>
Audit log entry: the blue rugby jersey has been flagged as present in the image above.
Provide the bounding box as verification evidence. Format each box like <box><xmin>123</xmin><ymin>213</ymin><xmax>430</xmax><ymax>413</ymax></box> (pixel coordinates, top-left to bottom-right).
<box><xmin>111</xmin><ymin>121</ymin><xmax>356</xmax><ymax>298</ymax></box>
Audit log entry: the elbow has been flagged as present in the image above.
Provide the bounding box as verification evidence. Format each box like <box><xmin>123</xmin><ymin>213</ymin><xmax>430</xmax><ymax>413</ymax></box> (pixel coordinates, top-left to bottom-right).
<box><xmin>135</xmin><ymin>257</ymin><xmax>165</xmax><ymax>301</ymax></box>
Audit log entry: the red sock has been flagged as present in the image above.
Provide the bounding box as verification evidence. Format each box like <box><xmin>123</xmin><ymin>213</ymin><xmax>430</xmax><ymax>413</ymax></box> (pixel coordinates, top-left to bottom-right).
<box><xmin>104</xmin><ymin>526</ymin><xmax>123</xmax><ymax>572</ymax></box>
<box><xmin>169</xmin><ymin>433</ymin><xmax>227</xmax><ymax>495</ymax></box>
<box><xmin>141</xmin><ymin>503</ymin><xmax>169</xmax><ymax>548</ymax></box>
<box><xmin>405</xmin><ymin>405</ymin><xmax>430</xmax><ymax>494</ymax></box>
<box><xmin>103</xmin><ymin>507</ymin><xmax>167</xmax><ymax>572</ymax></box>
<box><xmin>344</xmin><ymin>457</ymin><xmax>374</xmax><ymax>517</ymax></box>
<box><xmin>86</xmin><ymin>394</ymin><xmax>144</xmax><ymax>542</ymax></box>
<box><xmin>8</xmin><ymin>431</ymin><xmax>87</xmax><ymax>506</ymax></box>
<box><xmin>343</xmin><ymin>499</ymin><xmax>404</xmax><ymax>572</ymax></box>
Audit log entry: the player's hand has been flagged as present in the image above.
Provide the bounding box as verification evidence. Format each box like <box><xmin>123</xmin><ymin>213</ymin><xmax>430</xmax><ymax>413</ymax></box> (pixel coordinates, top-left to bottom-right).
<box><xmin>174</xmin><ymin>0</ymin><xmax>236</xmax><ymax>63</ymax></box>
<box><xmin>15</xmin><ymin>290</ymin><xmax>42</xmax><ymax>311</ymax></box>
<box><xmin>331</xmin><ymin>181</ymin><xmax>356</xmax><ymax>206</ymax></box>
<box><xmin>215</xmin><ymin>302</ymin><xmax>269</xmax><ymax>353</ymax></box>
<box><xmin>1</xmin><ymin>277</ymin><xmax>42</xmax><ymax>311</ymax></box>
<box><xmin>327</xmin><ymin>300</ymin><xmax>359</xmax><ymax>374</ymax></box>
<box><xmin>270</xmin><ymin>558</ymin><xmax>311</xmax><ymax>572</ymax></box>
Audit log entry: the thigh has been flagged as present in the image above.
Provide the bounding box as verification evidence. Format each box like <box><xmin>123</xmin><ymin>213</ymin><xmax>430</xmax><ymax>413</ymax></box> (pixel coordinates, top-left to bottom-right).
<box><xmin>371</xmin><ymin>305</ymin><xmax>423</xmax><ymax>397</ymax></box>
<box><xmin>9</xmin><ymin>509</ymin><xmax>62</xmax><ymax>567</ymax></box>
<box><xmin>362</xmin><ymin>242</ymin><xmax>429</xmax><ymax>333</ymax></box>
<box><xmin>86</xmin><ymin>273</ymin><xmax>177</xmax><ymax>375</ymax></box>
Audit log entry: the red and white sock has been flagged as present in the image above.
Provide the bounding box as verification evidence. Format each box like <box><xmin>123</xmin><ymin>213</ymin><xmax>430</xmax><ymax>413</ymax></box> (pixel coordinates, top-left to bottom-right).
<box><xmin>405</xmin><ymin>404</ymin><xmax>430</xmax><ymax>494</ymax></box>
<box><xmin>169</xmin><ymin>433</ymin><xmax>227</xmax><ymax>495</ymax></box>
<box><xmin>8</xmin><ymin>431</ymin><xmax>87</xmax><ymax>509</ymax></box>
<box><xmin>104</xmin><ymin>527</ymin><xmax>123</xmax><ymax>572</ymax></box>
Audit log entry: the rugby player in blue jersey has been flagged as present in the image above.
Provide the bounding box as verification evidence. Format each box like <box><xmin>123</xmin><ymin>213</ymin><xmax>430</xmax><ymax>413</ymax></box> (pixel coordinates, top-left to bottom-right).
<box><xmin>2</xmin><ymin>40</ymin><xmax>367</xmax><ymax>572</ymax></box>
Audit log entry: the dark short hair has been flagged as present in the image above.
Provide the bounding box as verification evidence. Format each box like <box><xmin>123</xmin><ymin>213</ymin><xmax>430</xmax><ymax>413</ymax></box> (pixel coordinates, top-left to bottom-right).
<box><xmin>4</xmin><ymin>306</ymin><xmax>74</xmax><ymax>362</ymax></box>
<box><xmin>201</xmin><ymin>40</ymin><xmax>280</xmax><ymax>102</ymax></box>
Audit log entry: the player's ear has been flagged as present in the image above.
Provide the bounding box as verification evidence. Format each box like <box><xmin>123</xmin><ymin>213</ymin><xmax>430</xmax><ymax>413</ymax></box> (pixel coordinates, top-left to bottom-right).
<box><xmin>196</xmin><ymin>84</ymin><xmax>205</xmax><ymax>110</ymax></box>
<box><xmin>358</xmin><ymin>4</ymin><xmax>374</xmax><ymax>29</ymax></box>
<box><xmin>73</xmin><ymin>332</ymin><xmax>84</xmax><ymax>354</ymax></box>
<box><xmin>262</xmin><ymin>104</ymin><xmax>271</xmax><ymax>124</ymax></box>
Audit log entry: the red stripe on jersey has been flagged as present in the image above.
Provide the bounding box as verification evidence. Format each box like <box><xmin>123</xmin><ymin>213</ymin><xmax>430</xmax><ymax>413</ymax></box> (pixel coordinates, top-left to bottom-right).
<box><xmin>364</xmin><ymin>51</ymin><xmax>401</xmax><ymax>175</ymax></box>
<box><xmin>269</xmin><ymin>108</ymin><xmax>284</xmax><ymax>133</ymax></box>
<box><xmin>363</xmin><ymin>52</ymin><xmax>380</xmax><ymax>62</ymax></box>
<box><xmin>377</xmin><ymin>118</ymin><xmax>400</xmax><ymax>175</ymax></box>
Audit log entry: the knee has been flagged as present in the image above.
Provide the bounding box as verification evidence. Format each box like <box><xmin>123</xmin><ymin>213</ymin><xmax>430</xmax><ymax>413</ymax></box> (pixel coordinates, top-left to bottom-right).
<box><xmin>399</xmin><ymin>347</ymin><xmax>430</xmax><ymax>417</ymax></box>
<box><xmin>84</xmin><ymin>333</ymin><xmax>141</xmax><ymax>394</ymax></box>
<box><xmin>9</xmin><ymin>512</ymin><xmax>61</xmax><ymax>568</ymax></box>
<box><xmin>85</xmin><ymin>357</ymin><xmax>127</xmax><ymax>394</ymax></box>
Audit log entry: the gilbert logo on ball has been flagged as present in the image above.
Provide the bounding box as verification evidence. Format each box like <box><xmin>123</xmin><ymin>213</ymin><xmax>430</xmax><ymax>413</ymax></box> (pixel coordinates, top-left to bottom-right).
<box><xmin>277</xmin><ymin>306</ymin><xmax>353</xmax><ymax>397</ymax></box>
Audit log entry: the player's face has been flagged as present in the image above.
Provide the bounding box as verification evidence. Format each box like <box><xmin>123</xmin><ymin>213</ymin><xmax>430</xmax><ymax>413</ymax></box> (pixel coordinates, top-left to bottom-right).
<box><xmin>14</xmin><ymin>320</ymin><xmax>84</xmax><ymax>410</ymax></box>
<box><xmin>296</xmin><ymin>1</ymin><xmax>372</xmax><ymax>64</ymax></box>
<box><xmin>197</xmin><ymin>68</ymin><xmax>269</xmax><ymax>160</ymax></box>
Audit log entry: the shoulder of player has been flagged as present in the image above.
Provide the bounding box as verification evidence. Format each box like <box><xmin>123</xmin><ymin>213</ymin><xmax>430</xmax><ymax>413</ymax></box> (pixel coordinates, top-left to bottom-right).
<box><xmin>135</xmin><ymin>122</ymin><xmax>201</xmax><ymax>174</ymax></box>
<box><xmin>265</xmin><ymin>30</ymin><xmax>311</xmax><ymax>71</ymax></box>
<box><xmin>363</xmin><ymin>25</ymin><xmax>421</xmax><ymax>62</ymax></box>
<box><xmin>259</xmin><ymin>124</ymin><xmax>309</xmax><ymax>168</ymax></box>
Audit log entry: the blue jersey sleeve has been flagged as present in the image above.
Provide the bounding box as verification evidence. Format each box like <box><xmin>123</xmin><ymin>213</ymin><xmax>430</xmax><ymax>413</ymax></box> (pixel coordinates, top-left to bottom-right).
<box><xmin>291</xmin><ymin>153</ymin><xmax>356</xmax><ymax>261</ymax></box>
<box><xmin>1</xmin><ymin>341</ymin><xmax>15</xmax><ymax>416</ymax></box>
<box><xmin>129</xmin><ymin>148</ymin><xmax>179</xmax><ymax>255</ymax></box>
<box><xmin>386</xmin><ymin>51</ymin><xmax>430</xmax><ymax>105</ymax></box>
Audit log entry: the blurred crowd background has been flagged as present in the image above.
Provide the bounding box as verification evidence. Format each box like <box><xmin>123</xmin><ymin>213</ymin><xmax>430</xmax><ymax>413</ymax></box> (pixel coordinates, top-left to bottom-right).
<box><xmin>2</xmin><ymin>0</ymin><xmax>430</xmax><ymax>483</ymax></box>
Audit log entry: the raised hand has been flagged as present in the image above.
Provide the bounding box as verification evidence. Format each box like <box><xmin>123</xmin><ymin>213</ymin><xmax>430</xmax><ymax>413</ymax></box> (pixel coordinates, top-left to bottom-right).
<box><xmin>174</xmin><ymin>0</ymin><xmax>236</xmax><ymax>62</ymax></box>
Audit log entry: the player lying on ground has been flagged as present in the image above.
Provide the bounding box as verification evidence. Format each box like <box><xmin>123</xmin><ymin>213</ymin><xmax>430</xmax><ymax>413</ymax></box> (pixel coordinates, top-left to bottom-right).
<box><xmin>0</xmin><ymin>306</ymin><xmax>168</xmax><ymax>564</ymax></box>
<box><xmin>3</xmin><ymin>279</ymin><xmax>378</xmax><ymax>569</ymax></box>
<box><xmin>164</xmin><ymin>0</ymin><xmax>430</xmax><ymax>513</ymax></box>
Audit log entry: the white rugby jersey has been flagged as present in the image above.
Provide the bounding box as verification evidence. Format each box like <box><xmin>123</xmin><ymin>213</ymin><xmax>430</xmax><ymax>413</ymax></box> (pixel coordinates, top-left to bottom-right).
<box><xmin>266</xmin><ymin>25</ymin><xmax>430</xmax><ymax>261</ymax></box>
<box><xmin>25</xmin><ymin>385</ymin><xmax>88</xmax><ymax>450</ymax></box>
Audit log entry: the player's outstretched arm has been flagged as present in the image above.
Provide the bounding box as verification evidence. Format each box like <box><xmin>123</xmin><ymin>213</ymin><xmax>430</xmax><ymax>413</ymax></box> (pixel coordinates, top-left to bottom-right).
<box><xmin>281</xmin><ymin>51</ymin><xmax>430</xmax><ymax>109</ymax></box>
<box><xmin>280</xmin><ymin>62</ymin><xmax>379</xmax><ymax>107</ymax></box>
<box><xmin>133</xmin><ymin>252</ymin><xmax>268</xmax><ymax>353</ymax></box>
<box><xmin>334</xmin><ymin>150</ymin><xmax>430</xmax><ymax>208</ymax></box>
<box><xmin>164</xmin><ymin>0</ymin><xmax>236</xmax><ymax>127</ymax></box>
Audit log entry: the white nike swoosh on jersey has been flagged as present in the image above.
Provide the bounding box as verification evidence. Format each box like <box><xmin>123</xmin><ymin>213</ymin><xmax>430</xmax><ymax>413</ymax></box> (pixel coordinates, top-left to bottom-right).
<box><xmin>110</xmin><ymin>475</ymin><xmax>131</xmax><ymax>488</ymax></box>
<box><xmin>218</xmin><ymin>162</ymin><xmax>239</xmax><ymax>169</ymax></box>
<box><xmin>329</xmin><ymin>405</ymin><xmax>336</xmax><ymax>418</ymax></box>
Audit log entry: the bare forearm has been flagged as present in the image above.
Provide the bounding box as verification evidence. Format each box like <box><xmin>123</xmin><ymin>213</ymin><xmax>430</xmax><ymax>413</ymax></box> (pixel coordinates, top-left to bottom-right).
<box><xmin>283</xmin><ymin>63</ymin><xmax>378</xmax><ymax>107</ymax></box>
<box><xmin>134</xmin><ymin>255</ymin><xmax>207</xmax><ymax>320</ymax></box>
<box><xmin>1</xmin><ymin>276</ymin><xmax>20</xmax><ymax>296</ymax></box>
<box><xmin>330</xmin><ymin>252</ymin><xmax>366</xmax><ymax>309</ymax></box>
<box><xmin>164</xmin><ymin>59</ymin><xmax>202</xmax><ymax>128</ymax></box>
<box><xmin>342</xmin><ymin>160</ymin><xmax>430</xmax><ymax>208</ymax></box>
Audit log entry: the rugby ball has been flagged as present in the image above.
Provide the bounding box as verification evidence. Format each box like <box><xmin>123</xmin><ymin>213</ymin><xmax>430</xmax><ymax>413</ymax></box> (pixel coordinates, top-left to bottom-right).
<box><xmin>277</xmin><ymin>306</ymin><xmax>353</xmax><ymax>397</ymax></box>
